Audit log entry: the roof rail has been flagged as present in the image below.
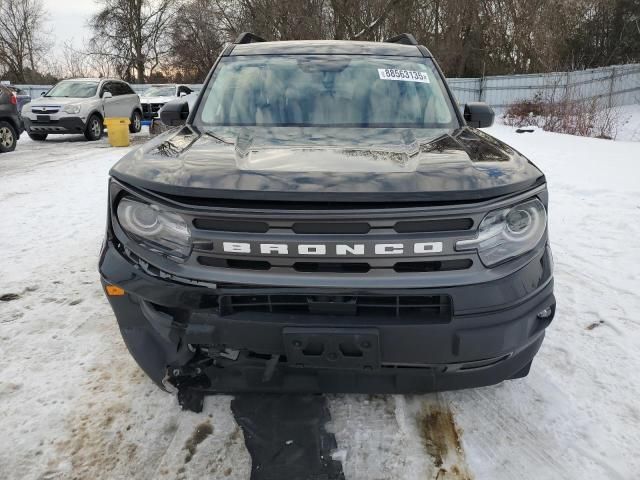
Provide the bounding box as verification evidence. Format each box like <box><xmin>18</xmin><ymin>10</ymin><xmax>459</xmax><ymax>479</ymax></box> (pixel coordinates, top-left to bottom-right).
<box><xmin>235</xmin><ymin>32</ymin><xmax>267</xmax><ymax>44</ymax></box>
<box><xmin>384</xmin><ymin>33</ymin><xmax>418</xmax><ymax>46</ymax></box>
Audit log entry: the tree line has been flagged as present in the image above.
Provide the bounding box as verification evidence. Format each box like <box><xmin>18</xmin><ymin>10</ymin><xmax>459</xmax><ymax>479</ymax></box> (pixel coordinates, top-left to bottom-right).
<box><xmin>1</xmin><ymin>0</ymin><xmax>639</xmax><ymax>84</ymax></box>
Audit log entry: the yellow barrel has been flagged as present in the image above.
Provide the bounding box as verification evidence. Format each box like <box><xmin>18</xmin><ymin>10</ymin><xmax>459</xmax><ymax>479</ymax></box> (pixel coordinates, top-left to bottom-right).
<box><xmin>104</xmin><ymin>117</ymin><xmax>131</xmax><ymax>147</ymax></box>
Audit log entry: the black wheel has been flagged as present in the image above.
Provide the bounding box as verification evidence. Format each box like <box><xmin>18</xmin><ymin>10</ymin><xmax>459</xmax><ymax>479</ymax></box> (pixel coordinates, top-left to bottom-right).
<box><xmin>84</xmin><ymin>114</ymin><xmax>104</xmax><ymax>141</ymax></box>
<box><xmin>129</xmin><ymin>110</ymin><xmax>142</xmax><ymax>133</ymax></box>
<box><xmin>28</xmin><ymin>132</ymin><xmax>48</xmax><ymax>141</ymax></box>
<box><xmin>0</xmin><ymin>121</ymin><xmax>17</xmax><ymax>153</ymax></box>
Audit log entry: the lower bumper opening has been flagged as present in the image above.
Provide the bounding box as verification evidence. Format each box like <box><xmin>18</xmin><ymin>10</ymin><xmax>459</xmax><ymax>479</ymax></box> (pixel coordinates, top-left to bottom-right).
<box><xmin>149</xmin><ymin>291</ymin><xmax>453</xmax><ymax>323</ymax></box>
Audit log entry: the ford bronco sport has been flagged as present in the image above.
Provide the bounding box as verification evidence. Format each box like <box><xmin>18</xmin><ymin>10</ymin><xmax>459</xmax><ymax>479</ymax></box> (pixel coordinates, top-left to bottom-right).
<box><xmin>100</xmin><ymin>33</ymin><xmax>555</xmax><ymax>412</ymax></box>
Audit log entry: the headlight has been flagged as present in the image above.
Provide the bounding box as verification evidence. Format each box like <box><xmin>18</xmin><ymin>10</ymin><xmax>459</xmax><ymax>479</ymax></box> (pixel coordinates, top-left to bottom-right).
<box><xmin>116</xmin><ymin>198</ymin><xmax>192</xmax><ymax>260</ymax></box>
<box><xmin>456</xmin><ymin>199</ymin><xmax>547</xmax><ymax>267</ymax></box>
<box><xmin>63</xmin><ymin>104</ymin><xmax>81</xmax><ymax>114</ymax></box>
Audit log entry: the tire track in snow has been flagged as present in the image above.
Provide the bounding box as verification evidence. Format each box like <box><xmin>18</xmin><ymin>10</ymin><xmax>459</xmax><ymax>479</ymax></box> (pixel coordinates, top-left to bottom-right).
<box><xmin>417</xmin><ymin>396</ymin><xmax>472</xmax><ymax>480</ymax></box>
<box><xmin>329</xmin><ymin>394</ymin><xmax>472</xmax><ymax>479</ymax></box>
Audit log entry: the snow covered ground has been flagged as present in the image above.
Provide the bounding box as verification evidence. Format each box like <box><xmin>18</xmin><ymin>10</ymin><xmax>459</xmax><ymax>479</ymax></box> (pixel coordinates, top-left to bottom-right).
<box><xmin>616</xmin><ymin>104</ymin><xmax>640</xmax><ymax>142</ymax></box>
<box><xmin>1</xmin><ymin>123</ymin><xmax>639</xmax><ymax>480</ymax></box>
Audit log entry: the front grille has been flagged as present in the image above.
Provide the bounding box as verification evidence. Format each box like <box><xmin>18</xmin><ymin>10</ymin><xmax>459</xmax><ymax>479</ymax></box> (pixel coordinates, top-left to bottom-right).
<box><xmin>217</xmin><ymin>293</ymin><xmax>452</xmax><ymax>321</ymax></box>
<box><xmin>142</xmin><ymin>103</ymin><xmax>164</xmax><ymax>119</ymax></box>
<box><xmin>188</xmin><ymin>209</ymin><xmax>478</xmax><ymax>274</ymax></box>
<box><xmin>31</xmin><ymin>106</ymin><xmax>60</xmax><ymax>114</ymax></box>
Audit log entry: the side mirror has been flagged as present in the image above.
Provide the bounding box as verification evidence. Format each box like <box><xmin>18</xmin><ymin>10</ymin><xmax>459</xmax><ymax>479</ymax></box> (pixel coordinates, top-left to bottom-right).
<box><xmin>102</xmin><ymin>91</ymin><xmax>113</xmax><ymax>99</ymax></box>
<box><xmin>464</xmin><ymin>102</ymin><xmax>494</xmax><ymax>128</ymax></box>
<box><xmin>40</xmin><ymin>92</ymin><xmax>45</xmax><ymax>96</ymax></box>
<box><xmin>160</xmin><ymin>98</ymin><xmax>190</xmax><ymax>126</ymax></box>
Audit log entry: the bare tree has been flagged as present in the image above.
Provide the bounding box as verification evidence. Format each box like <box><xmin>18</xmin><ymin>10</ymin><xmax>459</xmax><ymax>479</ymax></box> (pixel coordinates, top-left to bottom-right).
<box><xmin>89</xmin><ymin>0</ymin><xmax>176</xmax><ymax>83</ymax></box>
<box><xmin>171</xmin><ymin>0</ymin><xmax>228</xmax><ymax>82</ymax></box>
<box><xmin>56</xmin><ymin>41</ymin><xmax>116</xmax><ymax>79</ymax></box>
<box><xmin>80</xmin><ymin>0</ymin><xmax>640</xmax><ymax>82</ymax></box>
<box><xmin>0</xmin><ymin>0</ymin><xmax>49</xmax><ymax>82</ymax></box>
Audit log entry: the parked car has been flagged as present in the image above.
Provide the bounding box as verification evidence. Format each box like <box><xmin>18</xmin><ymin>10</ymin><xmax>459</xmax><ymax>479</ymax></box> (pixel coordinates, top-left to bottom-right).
<box><xmin>140</xmin><ymin>84</ymin><xmax>198</xmax><ymax>120</ymax></box>
<box><xmin>6</xmin><ymin>86</ymin><xmax>32</xmax><ymax>113</ymax></box>
<box><xmin>21</xmin><ymin>78</ymin><xmax>143</xmax><ymax>141</ymax></box>
<box><xmin>149</xmin><ymin>92</ymin><xmax>199</xmax><ymax>135</ymax></box>
<box><xmin>0</xmin><ymin>84</ymin><xmax>22</xmax><ymax>153</ymax></box>
<box><xmin>100</xmin><ymin>33</ymin><xmax>555</xmax><ymax>412</ymax></box>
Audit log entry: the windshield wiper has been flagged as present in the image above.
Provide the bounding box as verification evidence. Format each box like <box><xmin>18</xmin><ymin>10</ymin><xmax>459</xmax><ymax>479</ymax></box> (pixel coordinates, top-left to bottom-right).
<box><xmin>204</xmin><ymin>131</ymin><xmax>234</xmax><ymax>144</ymax></box>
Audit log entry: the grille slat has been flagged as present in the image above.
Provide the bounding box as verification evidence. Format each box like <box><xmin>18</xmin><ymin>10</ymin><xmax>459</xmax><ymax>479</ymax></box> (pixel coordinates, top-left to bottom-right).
<box><xmin>292</xmin><ymin>222</ymin><xmax>371</xmax><ymax>234</ymax></box>
<box><xmin>191</xmin><ymin>217</ymin><xmax>473</xmax><ymax>234</ymax></box>
<box><xmin>197</xmin><ymin>255</ymin><xmax>472</xmax><ymax>273</ymax></box>
<box><xmin>394</xmin><ymin>218</ymin><xmax>473</xmax><ymax>233</ymax></box>
<box><xmin>193</xmin><ymin>218</ymin><xmax>269</xmax><ymax>233</ymax></box>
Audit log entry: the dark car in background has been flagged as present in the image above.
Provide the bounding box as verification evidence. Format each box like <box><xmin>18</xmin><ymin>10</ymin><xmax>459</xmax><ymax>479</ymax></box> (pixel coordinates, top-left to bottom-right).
<box><xmin>0</xmin><ymin>84</ymin><xmax>22</xmax><ymax>153</ymax></box>
<box><xmin>100</xmin><ymin>33</ymin><xmax>555</xmax><ymax>412</ymax></box>
<box><xmin>6</xmin><ymin>86</ymin><xmax>32</xmax><ymax>113</ymax></box>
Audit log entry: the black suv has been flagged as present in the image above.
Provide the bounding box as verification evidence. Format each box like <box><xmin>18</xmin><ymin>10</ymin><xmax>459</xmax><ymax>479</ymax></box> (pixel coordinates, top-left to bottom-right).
<box><xmin>100</xmin><ymin>33</ymin><xmax>555</xmax><ymax>411</ymax></box>
<box><xmin>0</xmin><ymin>85</ymin><xmax>22</xmax><ymax>153</ymax></box>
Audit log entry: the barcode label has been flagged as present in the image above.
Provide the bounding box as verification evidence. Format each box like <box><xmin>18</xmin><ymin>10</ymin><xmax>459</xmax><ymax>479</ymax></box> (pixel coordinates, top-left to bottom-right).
<box><xmin>378</xmin><ymin>68</ymin><xmax>430</xmax><ymax>83</ymax></box>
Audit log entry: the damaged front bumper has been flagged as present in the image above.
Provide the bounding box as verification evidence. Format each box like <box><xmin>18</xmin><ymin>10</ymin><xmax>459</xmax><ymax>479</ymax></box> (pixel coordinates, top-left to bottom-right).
<box><xmin>100</xmin><ymin>237</ymin><xmax>555</xmax><ymax>410</ymax></box>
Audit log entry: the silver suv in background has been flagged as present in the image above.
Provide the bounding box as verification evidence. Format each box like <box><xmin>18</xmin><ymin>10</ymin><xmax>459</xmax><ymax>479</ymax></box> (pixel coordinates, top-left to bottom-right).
<box><xmin>22</xmin><ymin>78</ymin><xmax>143</xmax><ymax>141</ymax></box>
<box><xmin>140</xmin><ymin>84</ymin><xmax>197</xmax><ymax>120</ymax></box>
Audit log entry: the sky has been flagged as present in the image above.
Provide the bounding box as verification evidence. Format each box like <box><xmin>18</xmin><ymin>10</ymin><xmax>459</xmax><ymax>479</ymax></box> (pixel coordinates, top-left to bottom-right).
<box><xmin>43</xmin><ymin>0</ymin><xmax>101</xmax><ymax>50</ymax></box>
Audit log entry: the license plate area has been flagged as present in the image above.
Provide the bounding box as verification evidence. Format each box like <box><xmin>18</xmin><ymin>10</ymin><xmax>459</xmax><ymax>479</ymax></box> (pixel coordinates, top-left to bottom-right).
<box><xmin>36</xmin><ymin>115</ymin><xmax>50</xmax><ymax>122</ymax></box>
<box><xmin>283</xmin><ymin>328</ymin><xmax>380</xmax><ymax>370</ymax></box>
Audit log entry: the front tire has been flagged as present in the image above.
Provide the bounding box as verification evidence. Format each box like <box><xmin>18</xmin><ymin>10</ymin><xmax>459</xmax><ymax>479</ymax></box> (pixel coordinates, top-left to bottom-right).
<box><xmin>129</xmin><ymin>110</ymin><xmax>142</xmax><ymax>133</ymax></box>
<box><xmin>28</xmin><ymin>132</ymin><xmax>48</xmax><ymax>142</ymax></box>
<box><xmin>0</xmin><ymin>121</ymin><xmax>17</xmax><ymax>153</ymax></box>
<box><xmin>84</xmin><ymin>114</ymin><xmax>104</xmax><ymax>141</ymax></box>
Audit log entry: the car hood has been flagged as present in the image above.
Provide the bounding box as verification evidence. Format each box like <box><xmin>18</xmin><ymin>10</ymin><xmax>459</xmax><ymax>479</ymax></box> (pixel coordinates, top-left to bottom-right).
<box><xmin>29</xmin><ymin>96</ymin><xmax>92</xmax><ymax>105</ymax></box>
<box><xmin>140</xmin><ymin>96</ymin><xmax>174</xmax><ymax>104</ymax></box>
<box><xmin>111</xmin><ymin>126</ymin><xmax>545</xmax><ymax>203</ymax></box>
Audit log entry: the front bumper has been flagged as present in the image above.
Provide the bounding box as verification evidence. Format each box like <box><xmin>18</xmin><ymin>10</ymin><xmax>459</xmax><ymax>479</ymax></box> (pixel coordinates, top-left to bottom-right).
<box><xmin>23</xmin><ymin>115</ymin><xmax>86</xmax><ymax>134</ymax></box>
<box><xmin>99</xmin><ymin>237</ymin><xmax>555</xmax><ymax>395</ymax></box>
<box><xmin>141</xmin><ymin>103</ymin><xmax>165</xmax><ymax>120</ymax></box>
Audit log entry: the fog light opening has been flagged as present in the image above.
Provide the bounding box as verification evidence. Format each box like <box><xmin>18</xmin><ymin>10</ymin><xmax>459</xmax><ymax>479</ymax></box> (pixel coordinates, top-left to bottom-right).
<box><xmin>537</xmin><ymin>307</ymin><xmax>553</xmax><ymax>319</ymax></box>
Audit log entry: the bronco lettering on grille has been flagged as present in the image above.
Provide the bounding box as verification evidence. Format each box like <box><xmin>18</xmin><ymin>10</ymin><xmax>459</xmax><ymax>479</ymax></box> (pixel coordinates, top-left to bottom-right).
<box><xmin>222</xmin><ymin>242</ymin><xmax>443</xmax><ymax>256</ymax></box>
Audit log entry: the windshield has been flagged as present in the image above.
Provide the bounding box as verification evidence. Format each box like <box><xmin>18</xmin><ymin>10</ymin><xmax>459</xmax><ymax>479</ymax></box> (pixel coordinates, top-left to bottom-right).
<box><xmin>45</xmin><ymin>81</ymin><xmax>98</xmax><ymax>98</ymax></box>
<box><xmin>144</xmin><ymin>86</ymin><xmax>176</xmax><ymax>97</ymax></box>
<box><xmin>196</xmin><ymin>55</ymin><xmax>458</xmax><ymax>128</ymax></box>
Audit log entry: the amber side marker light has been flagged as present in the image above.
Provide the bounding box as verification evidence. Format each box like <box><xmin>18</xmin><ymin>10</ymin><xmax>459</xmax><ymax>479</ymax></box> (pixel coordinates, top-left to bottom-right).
<box><xmin>105</xmin><ymin>285</ymin><xmax>126</xmax><ymax>296</ymax></box>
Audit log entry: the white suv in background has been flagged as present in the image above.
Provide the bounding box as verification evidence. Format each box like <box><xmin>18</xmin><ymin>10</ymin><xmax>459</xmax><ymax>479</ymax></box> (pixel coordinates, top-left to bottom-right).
<box><xmin>21</xmin><ymin>78</ymin><xmax>143</xmax><ymax>141</ymax></box>
<box><xmin>140</xmin><ymin>84</ymin><xmax>198</xmax><ymax>120</ymax></box>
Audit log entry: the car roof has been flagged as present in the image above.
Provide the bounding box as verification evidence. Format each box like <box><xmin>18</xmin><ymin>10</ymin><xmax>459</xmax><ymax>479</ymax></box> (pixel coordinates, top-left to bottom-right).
<box><xmin>61</xmin><ymin>78</ymin><xmax>127</xmax><ymax>83</ymax></box>
<box><xmin>229</xmin><ymin>40</ymin><xmax>424</xmax><ymax>57</ymax></box>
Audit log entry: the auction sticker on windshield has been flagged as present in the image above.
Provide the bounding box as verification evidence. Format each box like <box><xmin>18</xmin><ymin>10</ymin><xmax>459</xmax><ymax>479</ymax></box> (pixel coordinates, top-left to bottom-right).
<box><xmin>378</xmin><ymin>68</ymin><xmax>430</xmax><ymax>83</ymax></box>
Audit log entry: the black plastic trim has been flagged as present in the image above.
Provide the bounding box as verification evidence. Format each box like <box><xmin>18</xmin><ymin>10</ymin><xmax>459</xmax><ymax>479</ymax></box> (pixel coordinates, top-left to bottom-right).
<box><xmin>385</xmin><ymin>33</ymin><xmax>418</xmax><ymax>45</ymax></box>
<box><xmin>235</xmin><ymin>32</ymin><xmax>267</xmax><ymax>44</ymax></box>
